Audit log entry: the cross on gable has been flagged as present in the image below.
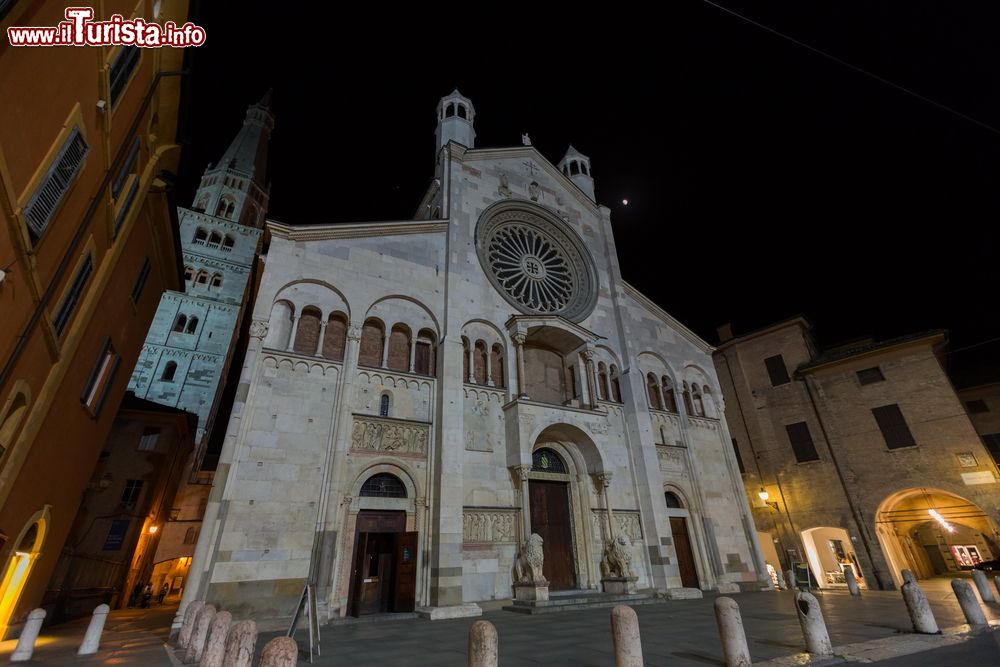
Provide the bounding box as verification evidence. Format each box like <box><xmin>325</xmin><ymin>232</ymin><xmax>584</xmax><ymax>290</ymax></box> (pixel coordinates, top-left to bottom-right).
<box><xmin>522</xmin><ymin>161</ymin><xmax>539</xmax><ymax>177</ymax></box>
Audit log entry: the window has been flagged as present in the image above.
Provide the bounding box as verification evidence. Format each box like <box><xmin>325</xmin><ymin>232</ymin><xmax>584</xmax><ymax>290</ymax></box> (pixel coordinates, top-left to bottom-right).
<box><xmin>786</xmin><ymin>421</ymin><xmax>819</xmax><ymax>462</ymax></box>
<box><xmin>52</xmin><ymin>252</ymin><xmax>93</xmax><ymax>336</ymax></box>
<box><xmin>186</xmin><ymin>316</ymin><xmax>198</xmax><ymax>334</ymax></box>
<box><xmin>379</xmin><ymin>394</ymin><xmax>390</xmax><ymax>417</ymax></box>
<box><xmin>208</xmin><ymin>231</ymin><xmax>222</xmax><ymax>247</ymax></box>
<box><xmin>193</xmin><ymin>228</ymin><xmax>207</xmax><ymax>245</ymax></box>
<box><xmin>138</xmin><ymin>427</ymin><xmax>160</xmax><ymax>451</ymax></box>
<box><xmin>184</xmin><ymin>527</ymin><xmax>199</xmax><ymax>544</ymax></box>
<box><xmin>184</xmin><ymin>266</ymin><xmax>194</xmax><ymax>282</ymax></box>
<box><xmin>661</xmin><ymin>377</ymin><xmax>677</xmax><ymax>412</ymax></box>
<box><xmin>222</xmin><ymin>236</ymin><xmax>234</xmax><ymax>252</ymax></box>
<box><xmin>109</xmin><ymin>46</ymin><xmax>140</xmax><ymax>106</ymax></box>
<box><xmin>967</xmin><ymin>399</ymin><xmax>990</xmax><ymax>414</ymax></box>
<box><xmin>857</xmin><ymin>367</ymin><xmax>885</xmax><ymax>385</ymax></box>
<box><xmin>173</xmin><ymin>314</ymin><xmax>187</xmax><ymax>333</ymax></box>
<box><xmin>872</xmin><ymin>404</ymin><xmax>916</xmax><ymax>449</ymax></box>
<box><xmin>161</xmin><ymin>361</ymin><xmax>177</xmax><ymax>381</ymax></box>
<box><xmin>982</xmin><ymin>434</ymin><xmax>1000</xmax><ymax>465</ymax></box>
<box><xmin>195</xmin><ymin>270</ymin><xmax>209</xmax><ymax>285</ymax></box>
<box><xmin>646</xmin><ymin>373</ymin><xmax>662</xmax><ymax>410</ymax></box>
<box><xmin>120</xmin><ymin>479</ymin><xmax>144</xmax><ymax>508</ymax></box>
<box><xmin>82</xmin><ymin>338</ymin><xmax>121</xmax><ymax>416</ymax></box>
<box><xmin>764</xmin><ymin>355</ymin><xmax>790</xmax><ymax>386</ymax></box>
<box><xmin>130</xmin><ymin>258</ymin><xmax>150</xmax><ymax>304</ymax></box>
<box><xmin>23</xmin><ymin>127</ymin><xmax>89</xmax><ymax>238</ymax></box>
<box><xmin>0</xmin><ymin>392</ymin><xmax>29</xmax><ymax>463</ymax></box>
<box><xmin>732</xmin><ymin>438</ymin><xmax>745</xmax><ymax>474</ymax></box>
<box><xmin>664</xmin><ymin>491</ymin><xmax>683</xmax><ymax>509</ymax></box>
<box><xmin>532</xmin><ymin>448</ymin><xmax>567</xmax><ymax>473</ymax></box>
<box><xmin>112</xmin><ymin>138</ymin><xmax>141</xmax><ymax>230</ymax></box>
<box><xmin>210</xmin><ymin>274</ymin><xmax>223</xmax><ymax>289</ymax></box>
<box><xmin>360</xmin><ymin>473</ymin><xmax>407</xmax><ymax>498</ymax></box>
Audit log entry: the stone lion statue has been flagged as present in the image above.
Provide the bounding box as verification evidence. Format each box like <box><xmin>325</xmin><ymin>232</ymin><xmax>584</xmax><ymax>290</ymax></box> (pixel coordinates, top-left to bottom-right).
<box><xmin>514</xmin><ymin>533</ymin><xmax>546</xmax><ymax>585</ymax></box>
<box><xmin>601</xmin><ymin>534</ymin><xmax>634</xmax><ymax>579</ymax></box>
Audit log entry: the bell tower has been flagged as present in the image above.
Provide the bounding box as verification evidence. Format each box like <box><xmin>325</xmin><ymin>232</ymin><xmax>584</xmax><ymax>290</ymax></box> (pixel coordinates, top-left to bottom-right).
<box><xmin>435</xmin><ymin>89</ymin><xmax>476</xmax><ymax>155</ymax></box>
<box><xmin>191</xmin><ymin>90</ymin><xmax>274</xmax><ymax>228</ymax></box>
<box><xmin>558</xmin><ymin>145</ymin><xmax>595</xmax><ymax>201</ymax></box>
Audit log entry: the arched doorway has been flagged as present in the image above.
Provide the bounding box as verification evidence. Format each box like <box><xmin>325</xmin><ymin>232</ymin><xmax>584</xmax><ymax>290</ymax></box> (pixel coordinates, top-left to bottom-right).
<box><xmin>0</xmin><ymin>507</ymin><xmax>49</xmax><ymax>637</ymax></box>
<box><xmin>529</xmin><ymin>448</ymin><xmax>577</xmax><ymax>590</ymax></box>
<box><xmin>663</xmin><ymin>489</ymin><xmax>700</xmax><ymax>589</ymax></box>
<box><xmin>876</xmin><ymin>487</ymin><xmax>1000</xmax><ymax>587</ymax></box>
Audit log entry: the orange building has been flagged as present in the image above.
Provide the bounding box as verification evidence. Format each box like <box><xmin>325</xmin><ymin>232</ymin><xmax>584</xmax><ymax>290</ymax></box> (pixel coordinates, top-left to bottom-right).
<box><xmin>0</xmin><ymin>1</ymin><xmax>189</xmax><ymax>638</ymax></box>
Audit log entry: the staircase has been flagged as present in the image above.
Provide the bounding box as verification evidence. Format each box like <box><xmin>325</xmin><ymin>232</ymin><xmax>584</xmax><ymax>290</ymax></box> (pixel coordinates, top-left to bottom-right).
<box><xmin>502</xmin><ymin>589</ymin><xmax>659</xmax><ymax>615</ymax></box>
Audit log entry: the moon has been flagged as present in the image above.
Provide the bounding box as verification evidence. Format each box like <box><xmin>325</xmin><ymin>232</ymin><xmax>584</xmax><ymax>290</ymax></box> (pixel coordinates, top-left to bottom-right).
<box><xmin>622</xmin><ymin>198</ymin><xmax>629</xmax><ymax>206</ymax></box>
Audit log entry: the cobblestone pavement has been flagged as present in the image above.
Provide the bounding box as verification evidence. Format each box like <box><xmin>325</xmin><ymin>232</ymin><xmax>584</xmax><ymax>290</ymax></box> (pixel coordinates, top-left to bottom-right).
<box><xmin>2</xmin><ymin>577</ymin><xmax>998</xmax><ymax>665</ymax></box>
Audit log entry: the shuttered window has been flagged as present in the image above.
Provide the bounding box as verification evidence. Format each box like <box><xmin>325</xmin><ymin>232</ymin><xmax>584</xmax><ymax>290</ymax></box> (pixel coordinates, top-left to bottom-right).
<box><xmin>857</xmin><ymin>367</ymin><xmax>885</xmax><ymax>385</ymax></box>
<box><xmin>764</xmin><ymin>354</ymin><xmax>790</xmax><ymax>386</ymax></box>
<box><xmin>872</xmin><ymin>404</ymin><xmax>916</xmax><ymax>449</ymax></box>
<box><xmin>786</xmin><ymin>421</ymin><xmax>819</xmax><ymax>462</ymax></box>
<box><xmin>130</xmin><ymin>258</ymin><xmax>151</xmax><ymax>304</ymax></box>
<box><xmin>110</xmin><ymin>46</ymin><xmax>140</xmax><ymax>106</ymax></box>
<box><xmin>113</xmin><ymin>138</ymin><xmax>141</xmax><ymax>230</ymax></box>
<box><xmin>52</xmin><ymin>252</ymin><xmax>93</xmax><ymax>336</ymax></box>
<box><xmin>23</xmin><ymin>128</ymin><xmax>89</xmax><ymax>238</ymax></box>
<box><xmin>82</xmin><ymin>338</ymin><xmax>121</xmax><ymax>417</ymax></box>
<box><xmin>982</xmin><ymin>434</ymin><xmax>1000</xmax><ymax>465</ymax></box>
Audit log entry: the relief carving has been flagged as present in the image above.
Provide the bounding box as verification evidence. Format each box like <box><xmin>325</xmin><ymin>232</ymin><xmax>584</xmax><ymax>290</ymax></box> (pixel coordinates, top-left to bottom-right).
<box><xmin>657</xmin><ymin>445</ymin><xmax>687</xmax><ymax>473</ymax></box>
<box><xmin>249</xmin><ymin>320</ymin><xmax>268</xmax><ymax>340</ymax></box>
<box><xmin>592</xmin><ymin>511</ymin><xmax>642</xmax><ymax>543</ymax></box>
<box><xmin>463</xmin><ymin>509</ymin><xmax>518</xmax><ymax>543</ymax></box>
<box><xmin>350</xmin><ymin>415</ymin><xmax>428</xmax><ymax>455</ymax></box>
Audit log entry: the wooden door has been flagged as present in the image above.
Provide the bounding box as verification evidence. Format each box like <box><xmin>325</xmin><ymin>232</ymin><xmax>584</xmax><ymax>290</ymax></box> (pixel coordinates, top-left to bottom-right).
<box><xmin>529</xmin><ymin>481</ymin><xmax>576</xmax><ymax>590</ymax></box>
<box><xmin>392</xmin><ymin>532</ymin><xmax>418</xmax><ymax>612</ymax></box>
<box><xmin>349</xmin><ymin>511</ymin><xmax>406</xmax><ymax>617</ymax></box>
<box><xmin>670</xmin><ymin>516</ymin><xmax>699</xmax><ymax>588</ymax></box>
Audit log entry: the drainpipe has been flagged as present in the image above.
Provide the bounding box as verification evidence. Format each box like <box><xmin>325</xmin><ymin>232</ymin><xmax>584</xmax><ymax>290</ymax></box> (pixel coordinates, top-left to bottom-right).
<box><xmin>800</xmin><ymin>375</ymin><xmax>886</xmax><ymax>590</ymax></box>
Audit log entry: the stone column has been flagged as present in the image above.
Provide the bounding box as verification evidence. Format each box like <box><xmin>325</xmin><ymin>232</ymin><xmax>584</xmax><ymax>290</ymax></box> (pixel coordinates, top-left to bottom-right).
<box><xmin>486</xmin><ymin>350</ymin><xmax>494</xmax><ymax>387</ymax></box>
<box><xmin>595</xmin><ymin>472</ymin><xmax>616</xmax><ymax>540</ymax></box>
<box><xmin>286</xmin><ymin>315</ymin><xmax>300</xmax><ymax>352</ymax></box>
<box><xmin>381</xmin><ymin>334</ymin><xmax>390</xmax><ymax>367</ymax></box>
<box><xmin>511</xmin><ymin>465</ymin><xmax>533</xmax><ymax>542</ymax></box>
<box><xmin>581</xmin><ymin>350</ymin><xmax>598</xmax><ymax>409</ymax></box>
<box><xmin>315</xmin><ymin>321</ymin><xmax>328</xmax><ymax>356</ymax></box>
<box><xmin>409</xmin><ymin>339</ymin><xmax>417</xmax><ymax>373</ymax></box>
<box><xmin>512</xmin><ymin>332</ymin><xmax>528</xmax><ymax>398</ymax></box>
<box><xmin>466</xmin><ymin>343</ymin><xmax>474</xmax><ymax>383</ymax></box>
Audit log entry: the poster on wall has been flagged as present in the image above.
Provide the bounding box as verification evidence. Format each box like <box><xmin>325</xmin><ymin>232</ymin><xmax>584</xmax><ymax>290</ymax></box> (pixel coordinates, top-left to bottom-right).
<box><xmin>950</xmin><ymin>545</ymin><xmax>982</xmax><ymax>568</ymax></box>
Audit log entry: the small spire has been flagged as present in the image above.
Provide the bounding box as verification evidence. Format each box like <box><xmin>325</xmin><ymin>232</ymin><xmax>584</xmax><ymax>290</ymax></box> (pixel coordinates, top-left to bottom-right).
<box><xmin>256</xmin><ymin>88</ymin><xmax>273</xmax><ymax>109</ymax></box>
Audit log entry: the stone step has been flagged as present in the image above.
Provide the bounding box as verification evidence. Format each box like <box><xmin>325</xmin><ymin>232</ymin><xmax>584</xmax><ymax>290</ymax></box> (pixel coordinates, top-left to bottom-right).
<box><xmin>502</xmin><ymin>593</ymin><xmax>660</xmax><ymax>615</ymax></box>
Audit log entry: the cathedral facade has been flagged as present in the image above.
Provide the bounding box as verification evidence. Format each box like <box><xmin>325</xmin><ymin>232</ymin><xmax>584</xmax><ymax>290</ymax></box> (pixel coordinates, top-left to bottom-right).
<box><xmin>184</xmin><ymin>91</ymin><xmax>766</xmax><ymax>622</ymax></box>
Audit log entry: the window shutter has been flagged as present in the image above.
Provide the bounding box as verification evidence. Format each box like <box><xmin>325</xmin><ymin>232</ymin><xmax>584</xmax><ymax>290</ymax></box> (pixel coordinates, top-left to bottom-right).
<box><xmin>872</xmin><ymin>404</ymin><xmax>916</xmax><ymax>449</ymax></box>
<box><xmin>785</xmin><ymin>421</ymin><xmax>819</xmax><ymax>462</ymax></box>
<box><xmin>52</xmin><ymin>252</ymin><xmax>94</xmax><ymax>336</ymax></box>
<box><xmin>764</xmin><ymin>355</ymin><xmax>790</xmax><ymax>386</ymax></box>
<box><xmin>23</xmin><ymin>128</ymin><xmax>89</xmax><ymax>237</ymax></box>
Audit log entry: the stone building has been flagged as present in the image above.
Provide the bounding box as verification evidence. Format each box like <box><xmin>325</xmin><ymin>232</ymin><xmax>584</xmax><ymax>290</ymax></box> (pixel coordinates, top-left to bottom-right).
<box><xmin>0</xmin><ymin>0</ymin><xmax>188</xmax><ymax>639</ymax></box>
<box><xmin>958</xmin><ymin>382</ymin><xmax>1000</xmax><ymax>467</ymax></box>
<box><xmin>714</xmin><ymin>318</ymin><xmax>1000</xmax><ymax>591</ymax></box>
<box><xmin>127</xmin><ymin>93</ymin><xmax>273</xmax><ymax>461</ymax></box>
<box><xmin>45</xmin><ymin>394</ymin><xmax>195</xmax><ymax>619</ymax></box>
<box><xmin>179</xmin><ymin>90</ymin><xmax>766</xmax><ymax>625</ymax></box>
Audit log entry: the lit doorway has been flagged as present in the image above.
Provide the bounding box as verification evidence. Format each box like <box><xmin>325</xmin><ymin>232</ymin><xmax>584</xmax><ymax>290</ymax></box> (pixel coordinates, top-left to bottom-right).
<box><xmin>800</xmin><ymin>526</ymin><xmax>865</xmax><ymax>589</ymax></box>
<box><xmin>0</xmin><ymin>508</ymin><xmax>49</xmax><ymax>638</ymax></box>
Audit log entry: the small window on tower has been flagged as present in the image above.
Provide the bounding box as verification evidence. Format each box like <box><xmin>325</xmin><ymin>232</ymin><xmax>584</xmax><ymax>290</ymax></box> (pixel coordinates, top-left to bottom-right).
<box><xmin>857</xmin><ymin>367</ymin><xmax>885</xmax><ymax>385</ymax></box>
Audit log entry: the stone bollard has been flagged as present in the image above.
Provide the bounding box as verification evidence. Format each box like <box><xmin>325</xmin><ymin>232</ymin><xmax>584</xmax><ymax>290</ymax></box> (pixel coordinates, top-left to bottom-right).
<box><xmin>179</xmin><ymin>600</ymin><xmax>205</xmax><ymax>649</ymax></box>
<box><xmin>901</xmin><ymin>581</ymin><xmax>939</xmax><ymax>634</ymax></box>
<box><xmin>610</xmin><ymin>605</ymin><xmax>643</xmax><ymax>667</ymax></box>
<box><xmin>10</xmin><ymin>608</ymin><xmax>46</xmax><ymax>662</ymax></box>
<box><xmin>843</xmin><ymin>566</ymin><xmax>860</xmax><ymax>596</ymax></box>
<box><xmin>971</xmin><ymin>569</ymin><xmax>995</xmax><ymax>603</ymax></box>
<box><xmin>258</xmin><ymin>636</ymin><xmax>298</xmax><ymax>667</ymax></box>
<box><xmin>785</xmin><ymin>569</ymin><xmax>796</xmax><ymax>590</ymax></box>
<box><xmin>901</xmin><ymin>569</ymin><xmax>916</xmax><ymax>585</ymax></box>
<box><xmin>184</xmin><ymin>604</ymin><xmax>217</xmax><ymax>664</ymax></box>
<box><xmin>468</xmin><ymin>619</ymin><xmax>498</xmax><ymax>667</ymax></box>
<box><xmin>794</xmin><ymin>591</ymin><xmax>832</xmax><ymax>656</ymax></box>
<box><xmin>78</xmin><ymin>603</ymin><xmax>111</xmax><ymax>655</ymax></box>
<box><xmin>222</xmin><ymin>619</ymin><xmax>257</xmax><ymax>667</ymax></box>
<box><xmin>994</xmin><ymin>575</ymin><xmax>1000</xmax><ymax>601</ymax></box>
<box><xmin>714</xmin><ymin>597</ymin><xmax>752</xmax><ymax>667</ymax></box>
<box><xmin>199</xmin><ymin>610</ymin><xmax>232</xmax><ymax>667</ymax></box>
<box><xmin>951</xmin><ymin>579</ymin><xmax>987</xmax><ymax>626</ymax></box>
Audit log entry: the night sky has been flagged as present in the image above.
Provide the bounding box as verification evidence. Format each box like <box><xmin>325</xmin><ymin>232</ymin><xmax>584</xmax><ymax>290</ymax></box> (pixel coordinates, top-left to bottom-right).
<box><xmin>176</xmin><ymin>1</ymin><xmax>1000</xmax><ymax>386</ymax></box>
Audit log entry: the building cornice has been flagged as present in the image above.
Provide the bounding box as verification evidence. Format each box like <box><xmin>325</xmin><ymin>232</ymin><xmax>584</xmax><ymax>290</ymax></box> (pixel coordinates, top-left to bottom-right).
<box><xmin>266</xmin><ymin>219</ymin><xmax>449</xmax><ymax>241</ymax></box>
<box><xmin>797</xmin><ymin>331</ymin><xmax>947</xmax><ymax>374</ymax></box>
<box><xmin>621</xmin><ymin>282</ymin><xmax>714</xmax><ymax>354</ymax></box>
<box><xmin>713</xmin><ymin>316</ymin><xmax>813</xmax><ymax>353</ymax></box>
